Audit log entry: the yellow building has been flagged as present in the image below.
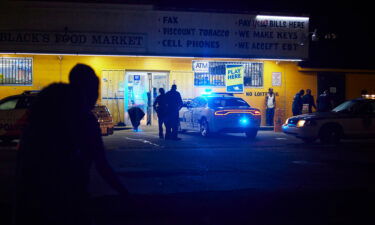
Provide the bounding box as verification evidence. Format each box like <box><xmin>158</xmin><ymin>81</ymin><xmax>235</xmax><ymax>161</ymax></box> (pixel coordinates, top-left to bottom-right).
<box><xmin>1</xmin><ymin>2</ymin><xmax>375</xmax><ymax>127</ymax></box>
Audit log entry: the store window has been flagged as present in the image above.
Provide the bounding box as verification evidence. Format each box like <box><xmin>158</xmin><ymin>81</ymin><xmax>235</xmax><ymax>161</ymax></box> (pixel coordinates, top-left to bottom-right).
<box><xmin>193</xmin><ymin>61</ymin><xmax>263</xmax><ymax>87</ymax></box>
<box><xmin>0</xmin><ymin>57</ymin><xmax>33</xmax><ymax>85</ymax></box>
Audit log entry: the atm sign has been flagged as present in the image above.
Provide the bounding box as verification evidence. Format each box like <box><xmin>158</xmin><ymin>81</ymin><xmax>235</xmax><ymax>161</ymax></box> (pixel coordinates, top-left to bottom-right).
<box><xmin>192</xmin><ymin>61</ymin><xmax>209</xmax><ymax>73</ymax></box>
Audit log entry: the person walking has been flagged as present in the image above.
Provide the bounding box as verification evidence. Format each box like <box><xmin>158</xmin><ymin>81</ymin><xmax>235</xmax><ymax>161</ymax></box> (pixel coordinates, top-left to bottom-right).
<box><xmin>265</xmin><ymin>88</ymin><xmax>276</xmax><ymax>126</ymax></box>
<box><xmin>153</xmin><ymin>88</ymin><xmax>167</xmax><ymax>139</ymax></box>
<box><xmin>14</xmin><ymin>64</ymin><xmax>129</xmax><ymax>225</ymax></box>
<box><xmin>302</xmin><ymin>89</ymin><xmax>317</xmax><ymax>113</ymax></box>
<box><xmin>292</xmin><ymin>89</ymin><xmax>305</xmax><ymax>116</ymax></box>
<box><xmin>165</xmin><ymin>84</ymin><xmax>183</xmax><ymax>140</ymax></box>
<box><xmin>317</xmin><ymin>90</ymin><xmax>332</xmax><ymax>112</ymax></box>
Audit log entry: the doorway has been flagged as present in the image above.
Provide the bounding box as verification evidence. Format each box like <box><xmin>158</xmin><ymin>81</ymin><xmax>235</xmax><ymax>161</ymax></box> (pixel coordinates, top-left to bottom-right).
<box><xmin>124</xmin><ymin>71</ymin><xmax>169</xmax><ymax>127</ymax></box>
<box><xmin>317</xmin><ymin>72</ymin><xmax>346</xmax><ymax>107</ymax></box>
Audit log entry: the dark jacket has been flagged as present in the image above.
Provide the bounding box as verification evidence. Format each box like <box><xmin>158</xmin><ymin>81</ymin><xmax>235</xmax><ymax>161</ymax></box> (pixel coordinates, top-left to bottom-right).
<box><xmin>165</xmin><ymin>90</ymin><xmax>183</xmax><ymax>113</ymax></box>
<box><xmin>302</xmin><ymin>94</ymin><xmax>316</xmax><ymax>113</ymax></box>
<box><xmin>317</xmin><ymin>94</ymin><xmax>331</xmax><ymax>112</ymax></box>
<box><xmin>292</xmin><ymin>93</ymin><xmax>303</xmax><ymax>114</ymax></box>
<box><xmin>153</xmin><ymin>94</ymin><xmax>167</xmax><ymax>116</ymax></box>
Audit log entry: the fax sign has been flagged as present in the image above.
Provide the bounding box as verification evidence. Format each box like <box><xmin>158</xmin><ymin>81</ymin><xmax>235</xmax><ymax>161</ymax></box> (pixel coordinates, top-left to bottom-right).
<box><xmin>192</xmin><ymin>61</ymin><xmax>209</xmax><ymax>73</ymax></box>
<box><xmin>225</xmin><ymin>65</ymin><xmax>244</xmax><ymax>93</ymax></box>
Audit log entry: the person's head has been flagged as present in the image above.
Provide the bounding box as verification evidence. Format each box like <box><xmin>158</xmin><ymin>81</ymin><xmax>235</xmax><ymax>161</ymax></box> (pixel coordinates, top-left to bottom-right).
<box><xmin>171</xmin><ymin>84</ymin><xmax>177</xmax><ymax>91</ymax></box>
<box><xmin>299</xmin><ymin>89</ymin><xmax>305</xmax><ymax>96</ymax></box>
<box><xmin>159</xmin><ymin>88</ymin><xmax>165</xmax><ymax>95</ymax></box>
<box><xmin>69</xmin><ymin>64</ymin><xmax>99</xmax><ymax>110</ymax></box>
<box><xmin>268</xmin><ymin>88</ymin><xmax>273</xmax><ymax>94</ymax></box>
<box><xmin>306</xmin><ymin>89</ymin><xmax>311</xmax><ymax>95</ymax></box>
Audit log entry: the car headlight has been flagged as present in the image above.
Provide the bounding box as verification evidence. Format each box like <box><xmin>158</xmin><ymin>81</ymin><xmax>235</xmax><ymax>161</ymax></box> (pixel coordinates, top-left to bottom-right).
<box><xmin>296</xmin><ymin>119</ymin><xmax>316</xmax><ymax>127</ymax></box>
<box><xmin>296</xmin><ymin>120</ymin><xmax>306</xmax><ymax>127</ymax></box>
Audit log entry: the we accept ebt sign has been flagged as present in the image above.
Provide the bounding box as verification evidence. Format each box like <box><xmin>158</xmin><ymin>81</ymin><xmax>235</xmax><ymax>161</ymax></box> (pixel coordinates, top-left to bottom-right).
<box><xmin>225</xmin><ymin>65</ymin><xmax>244</xmax><ymax>93</ymax></box>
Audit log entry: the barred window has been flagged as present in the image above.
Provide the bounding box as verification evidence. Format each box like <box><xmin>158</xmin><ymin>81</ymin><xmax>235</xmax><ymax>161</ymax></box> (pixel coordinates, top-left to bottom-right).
<box><xmin>0</xmin><ymin>57</ymin><xmax>33</xmax><ymax>85</ymax></box>
<box><xmin>193</xmin><ymin>61</ymin><xmax>263</xmax><ymax>87</ymax></box>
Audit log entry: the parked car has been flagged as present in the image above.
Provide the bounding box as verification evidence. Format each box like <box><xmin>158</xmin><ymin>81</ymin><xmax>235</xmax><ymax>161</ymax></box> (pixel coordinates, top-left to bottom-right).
<box><xmin>179</xmin><ymin>93</ymin><xmax>261</xmax><ymax>138</ymax></box>
<box><xmin>0</xmin><ymin>91</ymin><xmax>114</xmax><ymax>143</ymax></box>
<box><xmin>282</xmin><ymin>97</ymin><xmax>375</xmax><ymax>144</ymax></box>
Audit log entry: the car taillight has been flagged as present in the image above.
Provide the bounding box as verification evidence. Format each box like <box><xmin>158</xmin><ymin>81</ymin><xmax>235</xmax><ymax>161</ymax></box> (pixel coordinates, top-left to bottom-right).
<box><xmin>249</xmin><ymin>110</ymin><xmax>261</xmax><ymax>116</ymax></box>
<box><xmin>214</xmin><ymin>109</ymin><xmax>261</xmax><ymax>116</ymax></box>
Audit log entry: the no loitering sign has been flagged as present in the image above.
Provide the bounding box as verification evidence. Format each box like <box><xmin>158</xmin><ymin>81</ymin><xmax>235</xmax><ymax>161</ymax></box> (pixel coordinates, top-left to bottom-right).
<box><xmin>225</xmin><ymin>65</ymin><xmax>244</xmax><ymax>93</ymax></box>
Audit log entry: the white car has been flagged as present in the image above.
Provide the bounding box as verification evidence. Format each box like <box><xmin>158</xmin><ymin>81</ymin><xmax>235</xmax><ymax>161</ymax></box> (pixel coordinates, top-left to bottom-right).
<box><xmin>282</xmin><ymin>98</ymin><xmax>375</xmax><ymax>143</ymax></box>
<box><xmin>179</xmin><ymin>93</ymin><xmax>261</xmax><ymax>138</ymax></box>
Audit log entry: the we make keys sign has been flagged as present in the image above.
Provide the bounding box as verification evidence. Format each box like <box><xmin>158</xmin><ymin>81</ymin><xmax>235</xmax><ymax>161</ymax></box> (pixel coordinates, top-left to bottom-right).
<box><xmin>225</xmin><ymin>65</ymin><xmax>244</xmax><ymax>93</ymax></box>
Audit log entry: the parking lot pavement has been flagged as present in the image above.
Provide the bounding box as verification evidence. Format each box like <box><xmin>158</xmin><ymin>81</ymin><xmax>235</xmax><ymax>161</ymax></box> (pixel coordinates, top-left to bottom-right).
<box><xmin>1</xmin><ymin>127</ymin><xmax>375</xmax><ymax>225</ymax></box>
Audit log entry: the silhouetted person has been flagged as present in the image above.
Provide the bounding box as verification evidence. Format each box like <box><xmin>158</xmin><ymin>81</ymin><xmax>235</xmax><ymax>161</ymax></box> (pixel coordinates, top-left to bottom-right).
<box><xmin>165</xmin><ymin>84</ymin><xmax>183</xmax><ymax>140</ymax></box>
<box><xmin>14</xmin><ymin>64</ymin><xmax>128</xmax><ymax>225</ymax></box>
<box><xmin>265</xmin><ymin>88</ymin><xmax>275</xmax><ymax>126</ymax></box>
<box><xmin>317</xmin><ymin>90</ymin><xmax>332</xmax><ymax>112</ymax></box>
<box><xmin>153</xmin><ymin>88</ymin><xmax>167</xmax><ymax>139</ymax></box>
<box><xmin>292</xmin><ymin>89</ymin><xmax>305</xmax><ymax>116</ymax></box>
<box><xmin>302</xmin><ymin>89</ymin><xmax>317</xmax><ymax>113</ymax></box>
<box><xmin>127</xmin><ymin>106</ymin><xmax>145</xmax><ymax>131</ymax></box>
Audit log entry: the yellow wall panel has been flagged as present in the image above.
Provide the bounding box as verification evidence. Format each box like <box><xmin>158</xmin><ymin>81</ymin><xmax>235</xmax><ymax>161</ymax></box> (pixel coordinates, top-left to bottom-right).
<box><xmin>0</xmin><ymin>54</ymin><xmax>318</xmax><ymax>126</ymax></box>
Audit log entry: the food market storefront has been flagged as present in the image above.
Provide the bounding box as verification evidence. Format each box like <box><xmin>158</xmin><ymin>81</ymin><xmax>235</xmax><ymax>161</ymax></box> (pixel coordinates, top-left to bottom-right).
<box><xmin>1</xmin><ymin>2</ymin><xmax>374</xmax><ymax>127</ymax></box>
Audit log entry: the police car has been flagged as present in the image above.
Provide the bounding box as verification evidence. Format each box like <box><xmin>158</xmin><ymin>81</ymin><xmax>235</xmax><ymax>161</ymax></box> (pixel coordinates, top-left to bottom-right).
<box><xmin>179</xmin><ymin>93</ymin><xmax>261</xmax><ymax>138</ymax></box>
<box><xmin>282</xmin><ymin>96</ymin><xmax>375</xmax><ymax>144</ymax></box>
<box><xmin>0</xmin><ymin>91</ymin><xmax>114</xmax><ymax>143</ymax></box>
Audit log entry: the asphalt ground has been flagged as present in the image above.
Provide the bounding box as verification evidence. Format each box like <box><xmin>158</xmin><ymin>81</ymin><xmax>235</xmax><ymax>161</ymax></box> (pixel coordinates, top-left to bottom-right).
<box><xmin>1</xmin><ymin>127</ymin><xmax>375</xmax><ymax>225</ymax></box>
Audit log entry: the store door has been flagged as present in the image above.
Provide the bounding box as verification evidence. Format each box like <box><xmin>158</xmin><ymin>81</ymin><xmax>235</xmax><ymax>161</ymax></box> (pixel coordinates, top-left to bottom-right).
<box><xmin>125</xmin><ymin>71</ymin><xmax>168</xmax><ymax>127</ymax></box>
<box><xmin>318</xmin><ymin>72</ymin><xmax>346</xmax><ymax>108</ymax></box>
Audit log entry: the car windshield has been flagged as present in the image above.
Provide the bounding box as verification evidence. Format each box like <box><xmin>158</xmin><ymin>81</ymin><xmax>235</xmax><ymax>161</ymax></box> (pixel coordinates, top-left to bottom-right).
<box><xmin>207</xmin><ymin>97</ymin><xmax>250</xmax><ymax>108</ymax></box>
<box><xmin>332</xmin><ymin>100</ymin><xmax>363</xmax><ymax>113</ymax></box>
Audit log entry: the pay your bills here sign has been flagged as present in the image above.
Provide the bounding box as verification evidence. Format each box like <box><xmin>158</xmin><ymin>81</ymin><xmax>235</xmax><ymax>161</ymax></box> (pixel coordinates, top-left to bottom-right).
<box><xmin>225</xmin><ymin>65</ymin><xmax>244</xmax><ymax>93</ymax></box>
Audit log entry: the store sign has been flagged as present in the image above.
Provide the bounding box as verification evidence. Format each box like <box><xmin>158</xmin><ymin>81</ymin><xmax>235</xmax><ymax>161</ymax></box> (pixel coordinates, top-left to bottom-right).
<box><xmin>0</xmin><ymin>4</ymin><xmax>309</xmax><ymax>59</ymax></box>
<box><xmin>225</xmin><ymin>65</ymin><xmax>244</xmax><ymax>93</ymax></box>
<box><xmin>192</xmin><ymin>61</ymin><xmax>209</xmax><ymax>73</ymax></box>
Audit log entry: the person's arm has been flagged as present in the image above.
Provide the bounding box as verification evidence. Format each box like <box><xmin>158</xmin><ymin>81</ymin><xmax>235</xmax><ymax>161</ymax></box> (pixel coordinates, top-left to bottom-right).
<box><xmin>153</xmin><ymin>96</ymin><xmax>158</xmax><ymax>111</ymax></box>
<box><xmin>94</xmin><ymin>146</ymin><xmax>129</xmax><ymax>196</ymax></box>
<box><xmin>265</xmin><ymin>95</ymin><xmax>268</xmax><ymax>108</ymax></box>
<box><xmin>87</xmin><ymin>117</ymin><xmax>129</xmax><ymax>196</ymax></box>
<box><xmin>177</xmin><ymin>93</ymin><xmax>183</xmax><ymax>110</ymax></box>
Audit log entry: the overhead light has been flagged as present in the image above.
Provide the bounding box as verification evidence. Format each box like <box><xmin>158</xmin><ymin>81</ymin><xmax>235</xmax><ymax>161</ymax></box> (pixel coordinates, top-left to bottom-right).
<box><xmin>256</xmin><ymin>15</ymin><xmax>309</xmax><ymax>21</ymax></box>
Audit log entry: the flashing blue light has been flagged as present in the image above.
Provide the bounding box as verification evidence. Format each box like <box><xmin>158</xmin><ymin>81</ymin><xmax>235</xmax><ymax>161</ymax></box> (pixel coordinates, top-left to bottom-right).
<box><xmin>240</xmin><ymin>118</ymin><xmax>249</xmax><ymax>125</ymax></box>
<box><xmin>201</xmin><ymin>88</ymin><xmax>212</xmax><ymax>96</ymax></box>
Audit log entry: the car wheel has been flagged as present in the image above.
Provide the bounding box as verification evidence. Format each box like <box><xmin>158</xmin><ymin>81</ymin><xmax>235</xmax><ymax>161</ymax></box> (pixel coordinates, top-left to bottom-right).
<box><xmin>319</xmin><ymin>125</ymin><xmax>342</xmax><ymax>144</ymax></box>
<box><xmin>245</xmin><ymin>129</ymin><xmax>258</xmax><ymax>139</ymax></box>
<box><xmin>301</xmin><ymin>138</ymin><xmax>316</xmax><ymax>143</ymax></box>
<box><xmin>200</xmin><ymin>118</ymin><xmax>209</xmax><ymax>137</ymax></box>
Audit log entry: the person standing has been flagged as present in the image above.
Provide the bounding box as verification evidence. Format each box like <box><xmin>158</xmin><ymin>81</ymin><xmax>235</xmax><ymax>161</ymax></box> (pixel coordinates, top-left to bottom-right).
<box><xmin>317</xmin><ymin>90</ymin><xmax>332</xmax><ymax>112</ymax></box>
<box><xmin>292</xmin><ymin>89</ymin><xmax>305</xmax><ymax>116</ymax></box>
<box><xmin>265</xmin><ymin>88</ymin><xmax>276</xmax><ymax>126</ymax></box>
<box><xmin>14</xmin><ymin>64</ymin><xmax>129</xmax><ymax>225</ymax></box>
<box><xmin>153</xmin><ymin>88</ymin><xmax>167</xmax><ymax>139</ymax></box>
<box><xmin>165</xmin><ymin>84</ymin><xmax>183</xmax><ymax>140</ymax></box>
<box><xmin>302</xmin><ymin>89</ymin><xmax>317</xmax><ymax>113</ymax></box>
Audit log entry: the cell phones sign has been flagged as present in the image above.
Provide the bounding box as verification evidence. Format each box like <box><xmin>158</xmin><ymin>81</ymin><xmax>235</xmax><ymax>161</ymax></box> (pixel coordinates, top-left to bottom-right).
<box><xmin>225</xmin><ymin>65</ymin><xmax>244</xmax><ymax>93</ymax></box>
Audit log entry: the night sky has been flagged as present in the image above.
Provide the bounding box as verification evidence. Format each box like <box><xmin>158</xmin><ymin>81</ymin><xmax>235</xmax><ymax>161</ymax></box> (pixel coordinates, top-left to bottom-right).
<box><xmin>10</xmin><ymin>0</ymin><xmax>375</xmax><ymax>69</ymax></box>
